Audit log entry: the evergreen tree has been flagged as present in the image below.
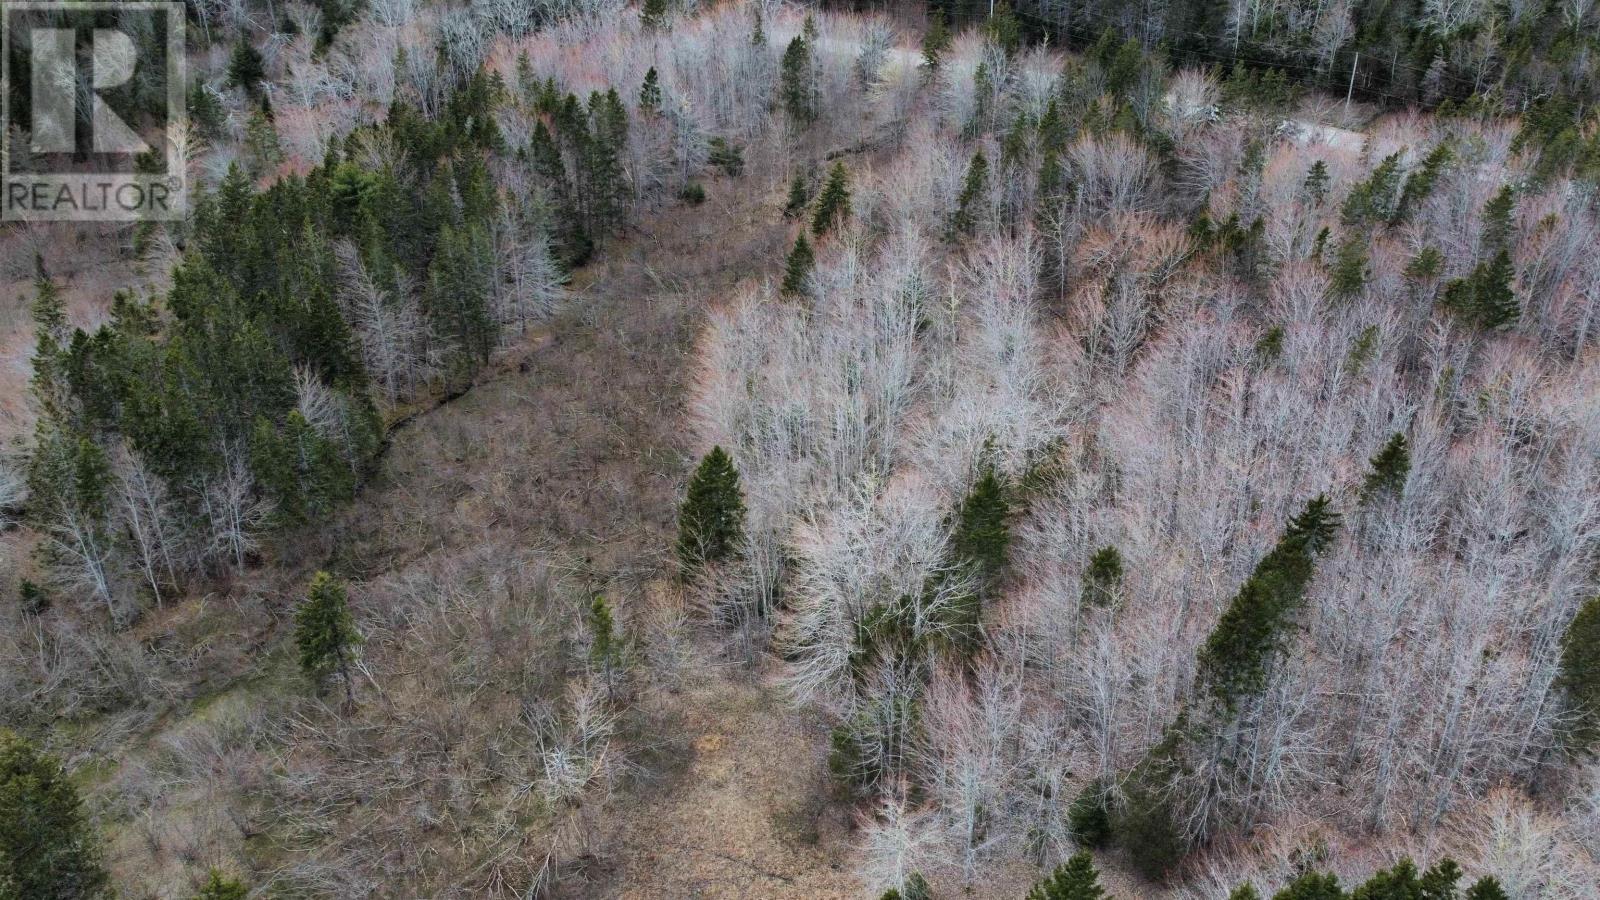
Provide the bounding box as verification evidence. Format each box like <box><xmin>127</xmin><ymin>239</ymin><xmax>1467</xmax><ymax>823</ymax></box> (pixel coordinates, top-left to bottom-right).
<box><xmin>1303</xmin><ymin>160</ymin><xmax>1330</xmax><ymax>206</ymax></box>
<box><xmin>1272</xmin><ymin>872</ymin><xmax>1342</xmax><ymax>899</ymax></box>
<box><xmin>783</xmin><ymin>174</ymin><xmax>810</xmax><ymax>219</ymax></box>
<box><xmin>1195</xmin><ymin>495</ymin><xmax>1339</xmax><ymax>709</ymax></box>
<box><xmin>950</xmin><ymin>459</ymin><xmax>1011</xmax><ymax>586</ymax></box>
<box><xmin>780</xmin><ymin>34</ymin><xmax>816</xmax><ymax>125</ymax></box>
<box><xmin>676</xmin><ymin>446</ymin><xmax>746</xmax><ymax>572</ymax></box>
<box><xmin>193</xmin><ymin>870</ymin><xmax>249</xmax><ymax>900</ymax></box>
<box><xmin>811</xmin><ymin>162</ymin><xmax>851</xmax><ymax>237</ymax></box>
<box><xmin>1465</xmin><ymin>878</ymin><xmax>1509</xmax><ymax>900</ymax></box>
<box><xmin>1397</xmin><ymin>142</ymin><xmax>1454</xmax><ymax>220</ymax></box>
<box><xmin>1360</xmin><ymin>433</ymin><xmax>1410</xmax><ymax>503</ymax></box>
<box><xmin>640</xmin><ymin>0</ymin><xmax>668</xmax><ymax>31</ymax></box>
<box><xmin>295</xmin><ymin>571</ymin><xmax>362</xmax><ymax>707</ymax></box>
<box><xmin>426</xmin><ymin>222</ymin><xmax>497</xmax><ymax>371</ymax></box>
<box><xmin>1558</xmin><ymin>595</ymin><xmax>1600</xmax><ymax>750</ymax></box>
<box><xmin>949</xmin><ymin>151</ymin><xmax>989</xmax><ymax>238</ymax></box>
<box><xmin>1066</xmin><ymin>779</ymin><xmax>1112</xmax><ymax>847</ymax></box>
<box><xmin>227</xmin><ymin>39</ymin><xmax>266</xmax><ymax>98</ymax></box>
<box><xmin>0</xmin><ymin>731</ymin><xmax>112</xmax><ymax>900</ymax></box>
<box><xmin>1329</xmin><ymin>235</ymin><xmax>1369</xmax><ymax>299</ymax></box>
<box><xmin>1026</xmin><ymin>851</ymin><xmax>1107</xmax><ymax>900</ymax></box>
<box><xmin>1441</xmin><ymin>248</ymin><xmax>1518</xmax><ymax>330</ymax></box>
<box><xmin>921</xmin><ymin>9</ymin><xmax>952</xmax><ymax>74</ymax></box>
<box><xmin>1082</xmin><ymin>545</ymin><xmax>1123</xmax><ymax>607</ymax></box>
<box><xmin>1480</xmin><ymin>185</ymin><xmax>1517</xmax><ymax>254</ymax></box>
<box><xmin>639</xmin><ymin>67</ymin><xmax>662</xmax><ymax>115</ymax></box>
<box><xmin>1341</xmin><ymin>153</ymin><xmax>1404</xmax><ymax>227</ymax></box>
<box><xmin>782</xmin><ymin>233</ymin><xmax>815</xmax><ymax>295</ymax></box>
<box><xmin>1229</xmin><ymin>885</ymin><xmax>1262</xmax><ymax>900</ymax></box>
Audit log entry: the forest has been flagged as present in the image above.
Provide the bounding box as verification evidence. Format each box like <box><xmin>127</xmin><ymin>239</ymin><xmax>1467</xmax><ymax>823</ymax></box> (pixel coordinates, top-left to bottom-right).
<box><xmin>0</xmin><ymin>0</ymin><xmax>1598</xmax><ymax>897</ymax></box>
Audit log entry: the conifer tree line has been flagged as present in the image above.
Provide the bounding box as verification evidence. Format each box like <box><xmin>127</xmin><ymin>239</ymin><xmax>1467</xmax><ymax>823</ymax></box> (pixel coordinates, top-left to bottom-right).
<box><xmin>916</xmin><ymin>0</ymin><xmax>1600</xmax><ymax>130</ymax></box>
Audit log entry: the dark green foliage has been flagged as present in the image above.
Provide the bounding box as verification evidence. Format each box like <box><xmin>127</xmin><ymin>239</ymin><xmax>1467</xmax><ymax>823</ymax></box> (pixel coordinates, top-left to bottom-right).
<box><xmin>1397</xmin><ymin>143</ymin><xmax>1454</xmax><ymax>220</ymax></box>
<box><xmin>679</xmin><ymin>182</ymin><xmax>707</xmax><ymax>205</ymax></box>
<box><xmin>1066</xmin><ymin>779</ymin><xmax>1112</xmax><ymax>848</ymax></box>
<box><xmin>18</xmin><ymin>581</ymin><xmax>48</xmax><ymax>616</ymax></box>
<box><xmin>1273</xmin><ymin>872</ymin><xmax>1343</xmax><ymax>899</ymax></box>
<box><xmin>227</xmin><ymin>39</ymin><xmax>266</xmax><ymax>98</ymax></box>
<box><xmin>1230</xmin><ymin>886</ymin><xmax>1262</xmax><ymax>900</ymax></box>
<box><xmin>811</xmin><ymin>163</ymin><xmax>852</xmax><ymax>237</ymax></box>
<box><xmin>188</xmin><ymin>81</ymin><xmax>226</xmax><ymax>139</ymax></box>
<box><xmin>1082</xmin><ymin>546</ymin><xmax>1123</xmax><ymax>607</ymax></box>
<box><xmin>1026</xmin><ymin>851</ymin><xmax>1107</xmax><ymax>899</ymax></box>
<box><xmin>427</xmin><ymin>221</ymin><xmax>497</xmax><ymax>372</ymax></box>
<box><xmin>1329</xmin><ymin>236</ymin><xmax>1369</xmax><ymax>299</ymax></box>
<box><xmin>639</xmin><ymin>67</ymin><xmax>662</xmax><ymax>114</ymax></box>
<box><xmin>782</xmin><ymin>233</ymin><xmax>815</xmax><ymax>295</ymax></box>
<box><xmin>1347</xmin><ymin>325</ymin><xmax>1379</xmax><ymax>374</ymax></box>
<box><xmin>1341</xmin><ymin>154</ymin><xmax>1404</xmax><ymax>228</ymax></box>
<box><xmin>784</xmin><ymin>174</ymin><xmax>810</xmax><ymax>218</ymax></box>
<box><xmin>0</xmin><ymin>731</ymin><xmax>112</xmax><ymax>900</ymax></box>
<box><xmin>950</xmin><ymin>461</ymin><xmax>1011</xmax><ymax>586</ymax></box>
<box><xmin>708</xmin><ymin>137</ymin><xmax>745</xmax><ymax>176</ymax></box>
<box><xmin>295</xmin><ymin>571</ymin><xmax>361</xmax><ymax>703</ymax></box>
<box><xmin>921</xmin><ymin>9</ymin><xmax>951</xmax><ymax>73</ymax></box>
<box><xmin>640</xmin><ymin>0</ymin><xmax>668</xmax><ymax>30</ymax></box>
<box><xmin>1559</xmin><ymin>595</ymin><xmax>1600</xmax><ymax>750</ymax></box>
<box><xmin>781</xmin><ymin>34</ymin><xmax>816</xmax><ymax>124</ymax></box>
<box><xmin>1441</xmin><ymin>249</ymin><xmax>1519</xmax><ymax>330</ymax></box>
<box><xmin>1113</xmin><ymin>729</ymin><xmax>1190</xmax><ymax>880</ymax></box>
<box><xmin>1465</xmin><ymin>877</ymin><xmax>1508</xmax><ymax>900</ymax></box>
<box><xmin>949</xmin><ymin>151</ymin><xmax>989</xmax><ymax>239</ymax></box>
<box><xmin>1303</xmin><ymin>161</ymin><xmax>1330</xmax><ymax>206</ymax></box>
<box><xmin>676</xmin><ymin>446</ymin><xmax>747</xmax><ymax>572</ymax></box>
<box><xmin>1361</xmin><ymin>433</ymin><xmax>1410</xmax><ymax>504</ymax></box>
<box><xmin>984</xmin><ymin>2</ymin><xmax>1023</xmax><ymax>57</ymax></box>
<box><xmin>1480</xmin><ymin>185</ymin><xmax>1517</xmax><ymax>254</ymax></box>
<box><xmin>1255</xmin><ymin>325</ymin><xmax>1285</xmax><ymax>364</ymax></box>
<box><xmin>193</xmin><ymin>869</ymin><xmax>249</xmax><ymax>900</ymax></box>
<box><xmin>1195</xmin><ymin>496</ymin><xmax>1339</xmax><ymax>709</ymax></box>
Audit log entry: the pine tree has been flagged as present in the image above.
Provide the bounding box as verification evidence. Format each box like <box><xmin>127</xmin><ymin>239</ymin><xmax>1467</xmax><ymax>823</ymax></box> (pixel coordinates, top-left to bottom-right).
<box><xmin>1361</xmin><ymin>433</ymin><xmax>1410</xmax><ymax>503</ymax></box>
<box><xmin>1558</xmin><ymin>595</ymin><xmax>1600</xmax><ymax>750</ymax></box>
<box><xmin>782</xmin><ymin>233</ymin><xmax>815</xmax><ymax>295</ymax></box>
<box><xmin>949</xmin><ymin>150</ymin><xmax>989</xmax><ymax>238</ymax></box>
<box><xmin>1082</xmin><ymin>545</ymin><xmax>1124</xmax><ymax>606</ymax></box>
<box><xmin>1303</xmin><ymin>160</ymin><xmax>1330</xmax><ymax>206</ymax></box>
<box><xmin>921</xmin><ymin>9</ymin><xmax>952</xmax><ymax>74</ymax></box>
<box><xmin>1465</xmin><ymin>877</ymin><xmax>1509</xmax><ymax>900</ymax></box>
<box><xmin>783</xmin><ymin>174</ymin><xmax>810</xmax><ymax>219</ymax></box>
<box><xmin>640</xmin><ymin>0</ymin><xmax>668</xmax><ymax>31</ymax></box>
<box><xmin>639</xmin><ymin>67</ymin><xmax>662</xmax><ymax>114</ymax></box>
<box><xmin>676</xmin><ymin>446</ymin><xmax>747</xmax><ymax>572</ymax></box>
<box><xmin>426</xmin><ymin>222</ymin><xmax>497</xmax><ymax>371</ymax></box>
<box><xmin>780</xmin><ymin>34</ymin><xmax>816</xmax><ymax>125</ymax></box>
<box><xmin>811</xmin><ymin>162</ymin><xmax>851</xmax><ymax>237</ymax></box>
<box><xmin>1329</xmin><ymin>235</ymin><xmax>1369</xmax><ymax>300</ymax></box>
<box><xmin>1195</xmin><ymin>495</ymin><xmax>1339</xmax><ymax>709</ymax></box>
<box><xmin>1442</xmin><ymin>248</ymin><xmax>1518</xmax><ymax>330</ymax></box>
<box><xmin>228</xmin><ymin>39</ymin><xmax>266</xmax><ymax>98</ymax></box>
<box><xmin>0</xmin><ymin>731</ymin><xmax>112</xmax><ymax>900</ymax></box>
<box><xmin>193</xmin><ymin>870</ymin><xmax>249</xmax><ymax>900</ymax></box>
<box><xmin>950</xmin><ymin>460</ymin><xmax>1011</xmax><ymax>585</ymax></box>
<box><xmin>1026</xmin><ymin>851</ymin><xmax>1107</xmax><ymax>900</ymax></box>
<box><xmin>1067</xmin><ymin>779</ymin><xmax>1112</xmax><ymax>847</ymax></box>
<box><xmin>1272</xmin><ymin>872</ymin><xmax>1342</xmax><ymax>899</ymax></box>
<box><xmin>1480</xmin><ymin>184</ymin><xmax>1516</xmax><ymax>254</ymax></box>
<box><xmin>1228</xmin><ymin>885</ymin><xmax>1262</xmax><ymax>900</ymax></box>
<box><xmin>295</xmin><ymin>571</ymin><xmax>362</xmax><ymax>707</ymax></box>
<box><xmin>1397</xmin><ymin>142</ymin><xmax>1454</xmax><ymax>220</ymax></box>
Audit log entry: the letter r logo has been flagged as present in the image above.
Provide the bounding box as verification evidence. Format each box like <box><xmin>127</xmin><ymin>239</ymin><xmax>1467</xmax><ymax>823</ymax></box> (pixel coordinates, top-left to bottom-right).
<box><xmin>29</xmin><ymin>26</ymin><xmax>149</xmax><ymax>154</ymax></box>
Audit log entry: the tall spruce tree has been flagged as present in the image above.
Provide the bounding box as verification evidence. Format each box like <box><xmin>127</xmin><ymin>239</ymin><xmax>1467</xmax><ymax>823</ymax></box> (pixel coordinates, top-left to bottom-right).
<box><xmin>295</xmin><ymin>571</ymin><xmax>362</xmax><ymax>708</ymax></box>
<box><xmin>1558</xmin><ymin>595</ymin><xmax>1600</xmax><ymax>750</ymax></box>
<box><xmin>1195</xmin><ymin>495</ymin><xmax>1339</xmax><ymax>709</ymax></box>
<box><xmin>949</xmin><ymin>150</ymin><xmax>989</xmax><ymax>238</ymax></box>
<box><xmin>1082</xmin><ymin>545</ymin><xmax>1124</xmax><ymax>607</ymax></box>
<box><xmin>811</xmin><ymin>162</ymin><xmax>851</xmax><ymax>237</ymax></box>
<box><xmin>1360</xmin><ymin>433</ymin><xmax>1411</xmax><ymax>503</ymax></box>
<box><xmin>1441</xmin><ymin>248</ymin><xmax>1518</xmax><ymax>330</ymax></box>
<box><xmin>780</xmin><ymin>34</ymin><xmax>815</xmax><ymax>124</ymax></box>
<box><xmin>676</xmin><ymin>446</ymin><xmax>746</xmax><ymax>572</ymax></box>
<box><xmin>1026</xmin><ymin>851</ymin><xmax>1108</xmax><ymax>900</ymax></box>
<box><xmin>782</xmin><ymin>233</ymin><xmax>815</xmax><ymax>295</ymax></box>
<box><xmin>639</xmin><ymin>68</ymin><xmax>662</xmax><ymax>114</ymax></box>
<box><xmin>0</xmin><ymin>731</ymin><xmax>112</xmax><ymax>900</ymax></box>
